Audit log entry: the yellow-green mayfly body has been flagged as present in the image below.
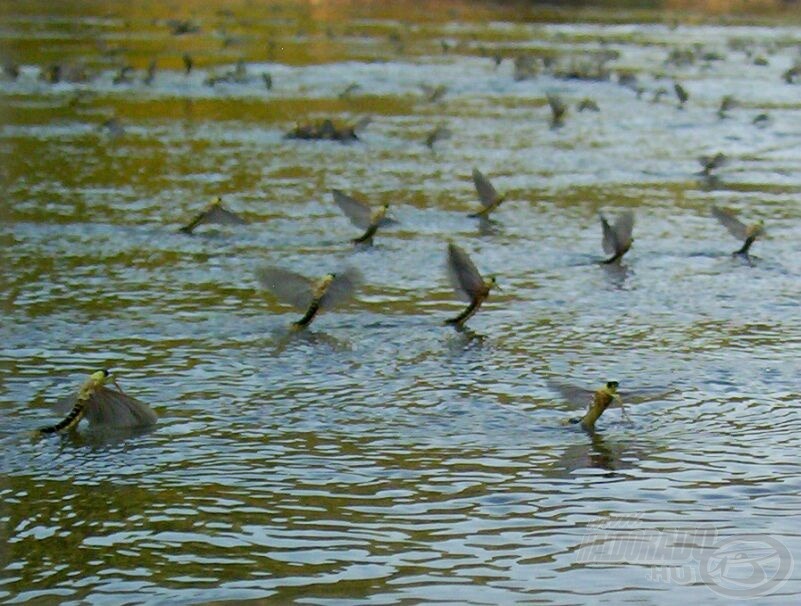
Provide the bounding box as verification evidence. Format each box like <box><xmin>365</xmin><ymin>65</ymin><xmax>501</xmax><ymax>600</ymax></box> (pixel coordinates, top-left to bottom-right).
<box><xmin>554</xmin><ymin>381</ymin><xmax>625</xmax><ymax>432</ymax></box>
<box><xmin>255</xmin><ymin>265</ymin><xmax>362</xmax><ymax>327</ymax></box>
<box><xmin>37</xmin><ymin>370</ymin><xmax>157</xmax><ymax>436</ymax></box>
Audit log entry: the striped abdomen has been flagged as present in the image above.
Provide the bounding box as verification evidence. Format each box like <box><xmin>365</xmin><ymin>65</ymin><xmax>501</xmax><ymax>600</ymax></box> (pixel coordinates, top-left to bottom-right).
<box><xmin>353</xmin><ymin>223</ymin><xmax>379</xmax><ymax>245</ymax></box>
<box><xmin>293</xmin><ymin>299</ymin><xmax>322</xmax><ymax>327</ymax></box>
<box><xmin>736</xmin><ymin>235</ymin><xmax>756</xmax><ymax>255</ymax></box>
<box><xmin>38</xmin><ymin>401</ymin><xmax>86</xmax><ymax>435</ymax></box>
<box><xmin>445</xmin><ymin>295</ymin><xmax>485</xmax><ymax>328</ymax></box>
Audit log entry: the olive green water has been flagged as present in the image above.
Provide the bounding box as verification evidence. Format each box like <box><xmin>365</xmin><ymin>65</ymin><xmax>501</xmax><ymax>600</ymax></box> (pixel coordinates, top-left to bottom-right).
<box><xmin>2</xmin><ymin>1</ymin><xmax>801</xmax><ymax>604</ymax></box>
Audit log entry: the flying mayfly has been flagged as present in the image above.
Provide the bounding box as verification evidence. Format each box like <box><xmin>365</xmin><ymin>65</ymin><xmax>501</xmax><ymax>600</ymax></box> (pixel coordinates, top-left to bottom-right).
<box><xmin>711</xmin><ymin>205</ymin><xmax>765</xmax><ymax>257</ymax></box>
<box><xmin>425</xmin><ymin>124</ymin><xmax>451</xmax><ymax>149</ymax></box>
<box><xmin>599</xmin><ymin>210</ymin><xmax>635</xmax><ymax>264</ymax></box>
<box><xmin>36</xmin><ymin>370</ymin><xmax>157</xmax><ymax>436</ymax></box>
<box><xmin>551</xmin><ymin>380</ymin><xmax>626</xmax><ymax>432</ymax></box>
<box><xmin>698</xmin><ymin>152</ymin><xmax>727</xmax><ymax>178</ymax></box>
<box><xmin>674</xmin><ymin>81</ymin><xmax>689</xmax><ymax>108</ymax></box>
<box><xmin>468</xmin><ymin>168</ymin><xmax>505</xmax><ymax>219</ymax></box>
<box><xmin>178</xmin><ymin>196</ymin><xmax>248</xmax><ymax>234</ymax></box>
<box><xmin>445</xmin><ymin>242</ymin><xmax>497</xmax><ymax>329</ymax></box>
<box><xmin>331</xmin><ymin>189</ymin><xmax>396</xmax><ymax>245</ymax></box>
<box><xmin>255</xmin><ymin>265</ymin><xmax>362</xmax><ymax>327</ymax></box>
<box><xmin>546</xmin><ymin>92</ymin><xmax>567</xmax><ymax>127</ymax></box>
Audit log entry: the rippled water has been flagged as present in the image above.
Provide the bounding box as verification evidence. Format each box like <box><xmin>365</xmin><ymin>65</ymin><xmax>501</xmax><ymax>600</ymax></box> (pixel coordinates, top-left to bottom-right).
<box><xmin>2</xmin><ymin>1</ymin><xmax>801</xmax><ymax>603</ymax></box>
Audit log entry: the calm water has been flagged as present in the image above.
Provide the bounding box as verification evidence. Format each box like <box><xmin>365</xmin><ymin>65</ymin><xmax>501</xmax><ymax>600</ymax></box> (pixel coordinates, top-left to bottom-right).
<box><xmin>2</xmin><ymin>1</ymin><xmax>801</xmax><ymax>604</ymax></box>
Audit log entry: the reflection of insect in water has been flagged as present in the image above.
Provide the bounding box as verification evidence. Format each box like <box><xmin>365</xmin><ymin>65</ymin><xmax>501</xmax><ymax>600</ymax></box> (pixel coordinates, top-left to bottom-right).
<box><xmin>37</xmin><ymin>370</ymin><xmax>157</xmax><ymax>436</ymax></box>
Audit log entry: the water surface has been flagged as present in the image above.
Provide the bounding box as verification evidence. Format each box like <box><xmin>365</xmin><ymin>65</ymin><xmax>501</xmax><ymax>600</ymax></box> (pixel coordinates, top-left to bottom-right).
<box><xmin>2</xmin><ymin>1</ymin><xmax>801</xmax><ymax>604</ymax></box>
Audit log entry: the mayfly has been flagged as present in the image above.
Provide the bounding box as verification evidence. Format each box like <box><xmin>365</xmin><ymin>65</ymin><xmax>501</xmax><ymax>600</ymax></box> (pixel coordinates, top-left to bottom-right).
<box><xmin>255</xmin><ymin>265</ymin><xmax>362</xmax><ymax>327</ymax></box>
<box><xmin>711</xmin><ymin>205</ymin><xmax>765</xmax><ymax>257</ymax></box>
<box><xmin>331</xmin><ymin>189</ymin><xmax>396</xmax><ymax>245</ymax></box>
<box><xmin>552</xmin><ymin>380</ymin><xmax>626</xmax><ymax>432</ymax></box>
<box><xmin>425</xmin><ymin>124</ymin><xmax>451</xmax><ymax>149</ymax></box>
<box><xmin>468</xmin><ymin>168</ymin><xmax>505</xmax><ymax>219</ymax></box>
<box><xmin>445</xmin><ymin>242</ymin><xmax>497</xmax><ymax>329</ymax></box>
<box><xmin>674</xmin><ymin>81</ymin><xmax>689</xmax><ymax>108</ymax></box>
<box><xmin>698</xmin><ymin>152</ymin><xmax>727</xmax><ymax>177</ymax></box>
<box><xmin>546</xmin><ymin>92</ymin><xmax>567</xmax><ymax>127</ymax></box>
<box><xmin>37</xmin><ymin>370</ymin><xmax>157</xmax><ymax>436</ymax></box>
<box><xmin>178</xmin><ymin>196</ymin><xmax>248</xmax><ymax>234</ymax></box>
<box><xmin>599</xmin><ymin>211</ymin><xmax>634</xmax><ymax>264</ymax></box>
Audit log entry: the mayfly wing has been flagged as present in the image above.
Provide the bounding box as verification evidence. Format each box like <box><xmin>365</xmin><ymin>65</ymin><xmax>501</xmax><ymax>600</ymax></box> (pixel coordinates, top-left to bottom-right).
<box><xmin>52</xmin><ymin>392</ymin><xmax>79</xmax><ymax>414</ymax></box>
<box><xmin>618</xmin><ymin>385</ymin><xmax>671</xmax><ymax>404</ymax></box>
<box><xmin>614</xmin><ymin>211</ymin><xmax>635</xmax><ymax>249</ymax></box>
<box><xmin>547</xmin><ymin>380</ymin><xmax>593</xmax><ymax>410</ymax></box>
<box><xmin>599</xmin><ymin>214</ymin><xmax>617</xmax><ymax>254</ymax></box>
<box><xmin>332</xmin><ymin>189</ymin><xmax>372</xmax><ymax>229</ymax></box>
<box><xmin>352</xmin><ymin>116</ymin><xmax>372</xmax><ymax>131</ymax></box>
<box><xmin>255</xmin><ymin>266</ymin><xmax>314</xmax><ymax>310</ymax></box>
<box><xmin>549</xmin><ymin>380</ymin><xmax>670</xmax><ymax>407</ymax></box>
<box><xmin>203</xmin><ymin>203</ymin><xmax>248</xmax><ymax>226</ymax></box>
<box><xmin>711</xmin><ymin>206</ymin><xmax>748</xmax><ymax>240</ymax></box>
<box><xmin>472</xmin><ymin>168</ymin><xmax>499</xmax><ymax>208</ymax></box>
<box><xmin>319</xmin><ymin>267</ymin><xmax>362</xmax><ymax>310</ymax></box>
<box><xmin>82</xmin><ymin>386</ymin><xmax>157</xmax><ymax>428</ymax></box>
<box><xmin>446</xmin><ymin>242</ymin><xmax>485</xmax><ymax>302</ymax></box>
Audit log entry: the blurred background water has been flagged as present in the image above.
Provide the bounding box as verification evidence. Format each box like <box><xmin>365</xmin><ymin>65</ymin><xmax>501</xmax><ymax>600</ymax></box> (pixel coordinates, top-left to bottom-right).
<box><xmin>2</xmin><ymin>0</ymin><xmax>801</xmax><ymax>603</ymax></box>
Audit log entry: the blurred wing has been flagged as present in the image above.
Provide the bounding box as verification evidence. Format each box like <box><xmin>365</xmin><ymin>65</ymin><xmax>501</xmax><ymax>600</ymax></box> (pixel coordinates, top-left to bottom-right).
<box><xmin>52</xmin><ymin>392</ymin><xmax>79</xmax><ymax>414</ymax></box>
<box><xmin>547</xmin><ymin>380</ymin><xmax>593</xmax><ymax>409</ymax></box>
<box><xmin>378</xmin><ymin>216</ymin><xmax>399</xmax><ymax>227</ymax></box>
<box><xmin>472</xmin><ymin>168</ymin><xmax>499</xmax><ymax>207</ymax></box>
<box><xmin>711</xmin><ymin>206</ymin><xmax>747</xmax><ymax>240</ymax></box>
<box><xmin>599</xmin><ymin>214</ymin><xmax>616</xmax><ymax>254</ymax></box>
<box><xmin>179</xmin><ymin>204</ymin><xmax>246</xmax><ymax>233</ymax></box>
<box><xmin>352</xmin><ymin>116</ymin><xmax>372</xmax><ymax>132</ymax></box>
<box><xmin>614</xmin><ymin>211</ymin><xmax>635</xmax><ymax>248</ymax></box>
<box><xmin>619</xmin><ymin>386</ymin><xmax>672</xmax><ymax>404</ymax></box>
<box><xmin>433</xmin><ymin>126</ymin><xmax>452</xmax><ymax>140</ymax></box>
<box><xmin>82</xmin><ymin>386</ymin><xmax>157</xmax><ymax>428</ymax></box>
<box><xmin>204</xmin><ymin>204</ymin><xmax>248</xmax><ymax>226</ymax></box>
<box><xmin>332</xmin><ymin>189</ymin><xmax>372</xmax><ymax>229</ymax></box>
<box><xmin>549</xmin><ymin>380</ymin><xmax>670</xmax><ymax>407</ymax></box>
<box><xmin>255</xmin><ymin>266</ymin><xmax>313</xmax><ymax>310</ymax></box>
<box><xmin>319</xmin><ymin>267</ymin><xmax>362</xmax><ymax>310</ymax></box>
<box><xmin>547</xmin><ymin>93</ymin><xmax>565</xmax><ymax>113</ymax></box>
<box><xmin>446</xmin><ymin>242</ymin><xmax>484</xmax><ymax>302</ymax></box>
